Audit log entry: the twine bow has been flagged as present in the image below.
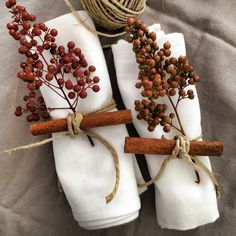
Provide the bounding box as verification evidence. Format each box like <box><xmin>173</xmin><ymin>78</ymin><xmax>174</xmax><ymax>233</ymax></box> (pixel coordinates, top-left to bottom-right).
<box><xmin>138</xmin><ymin>135</ymin><xmax>222</xmax><ymax>198</ymax></box>
<box><xmin>4</xmin><ymin>100</ymin><xmax>120</xmax><ymax>203</ymax></box>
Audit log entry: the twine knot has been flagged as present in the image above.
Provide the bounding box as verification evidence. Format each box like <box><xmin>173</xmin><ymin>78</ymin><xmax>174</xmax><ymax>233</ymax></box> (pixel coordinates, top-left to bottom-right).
<box><xmin>172</xmin><ymin>135</ymin><xmax>199</xmax><ymax>172</ymax></box>
<box><xmin>67</xmin><ymin>112</ymin><xmax>84</xmax><ymax>138</ymax></box>
<box><xmin>138</xmin><ymin>134</ymin><xmax>221</xmax><ymax>199</ymax></box>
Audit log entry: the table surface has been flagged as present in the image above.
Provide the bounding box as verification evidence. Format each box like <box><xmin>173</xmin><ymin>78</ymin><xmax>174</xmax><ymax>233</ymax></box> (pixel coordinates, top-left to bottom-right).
<box><xmin>0</xmin><ymin>0</ymin><xmax>236</xmax><ymax>235</ymax></box>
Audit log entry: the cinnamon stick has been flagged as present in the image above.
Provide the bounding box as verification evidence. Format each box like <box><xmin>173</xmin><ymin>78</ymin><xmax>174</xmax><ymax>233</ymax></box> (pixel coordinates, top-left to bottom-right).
<box><xmin>125</xmin><ymin>137</ymin><xmax>224</xmax><ymax>156</ymax></box>
<box><xmin>30</xmin><ymin>110</ymin><xmax>132</xmax><ymax>136</ymax></box>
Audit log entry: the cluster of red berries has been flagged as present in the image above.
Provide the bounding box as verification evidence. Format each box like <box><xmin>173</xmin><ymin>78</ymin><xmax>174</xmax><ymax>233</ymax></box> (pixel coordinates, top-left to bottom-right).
<box><xmin>6</xmin><ymin>0</ymin><xmax>100</xmax><ymax>122</ymax></box>
<box><xmin>15</xmin><ymin>93</ymin><xmax>49</xmax><ymax>122</ymax></box>
<box><xmin>125</xmin><ymin>18</ymin><xmax>200</xmax><ymax>132</ymax></box>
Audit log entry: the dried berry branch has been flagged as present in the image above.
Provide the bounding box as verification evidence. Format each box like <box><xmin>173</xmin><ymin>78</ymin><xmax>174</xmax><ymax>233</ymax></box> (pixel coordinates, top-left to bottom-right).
<box><xmin>6</xmin><ymin>0</ymin><xmax>100</xmax><ymax>123</ymax></box>
<box><xmin>125</xmin><ymin>18</ymin><xmax>201</xmax><ymax>183</ymax></box>
<box><xmin>125</xmin><ymin>18</ymin><xmax>200</xmax><ymax>135</ymax></box>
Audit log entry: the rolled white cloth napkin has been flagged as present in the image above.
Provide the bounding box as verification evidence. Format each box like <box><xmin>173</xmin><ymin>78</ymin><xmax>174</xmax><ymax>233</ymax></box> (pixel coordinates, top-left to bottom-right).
<box><xmin>39</xmin><ymin>11</ymin><xmax>142</xmax><ymax>229</ymax></box>
<box><xmin>112</xmin><ymin>24</ymin><xmax>219</xmax><ymax>230</ymax></box>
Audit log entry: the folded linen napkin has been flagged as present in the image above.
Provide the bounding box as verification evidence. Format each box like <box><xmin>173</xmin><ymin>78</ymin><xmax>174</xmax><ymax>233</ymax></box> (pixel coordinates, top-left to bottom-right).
<box><xmin>39</xmin><ymin>11</ymin><xmax>142</xmax><ymax>229</ymax></box>
<box><xmin>112</xmin><ymin>24</ymin><xmax>219</xmax><ymax>230</ymax></box>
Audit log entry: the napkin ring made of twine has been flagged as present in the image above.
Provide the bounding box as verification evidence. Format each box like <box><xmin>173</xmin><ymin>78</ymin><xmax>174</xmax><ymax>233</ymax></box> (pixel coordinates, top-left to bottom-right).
<box><xmin>137</xmin><ymin>135</ymin><xmax>222</xmax><ymax>199</ymax></box>
<box><xmin>4</xmin><ymin>100</ymin><xmax>120</xmax><ymax>203</ymax></box>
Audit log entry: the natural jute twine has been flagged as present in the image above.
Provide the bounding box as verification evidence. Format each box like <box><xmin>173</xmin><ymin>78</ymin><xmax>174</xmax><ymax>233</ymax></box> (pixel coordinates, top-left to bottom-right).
<box><xmin>137</xmin><ymin>135</ymin><xmax>222</xmax><ymax>198</ymax></box>
<box><xmin>64</xmin><ymin>0</ymin><xmax>146</xmax><ymax>37</ymax></box>
<box><xmin>4</xmin><ymin>100</ymin><xmax>120</xmax><ymax>204</ymax></box>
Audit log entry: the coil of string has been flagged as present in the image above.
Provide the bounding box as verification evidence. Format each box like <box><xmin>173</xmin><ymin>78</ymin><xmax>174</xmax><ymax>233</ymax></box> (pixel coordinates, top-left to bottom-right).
<box><xmin>80</xmin><ymin>0</ymin><xmax>147</xmax><ymax>30</ymax></box>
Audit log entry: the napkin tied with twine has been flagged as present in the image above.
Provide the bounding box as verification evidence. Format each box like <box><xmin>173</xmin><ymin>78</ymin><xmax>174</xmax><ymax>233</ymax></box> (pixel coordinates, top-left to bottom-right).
<box><xmin>5</xmin><ymin>100</ymin><xmax>120</xmax><ymax>203</ymax></box>
<box><xmin>137</xmin><ymin>135</ymin><xmax>221</xmax><ymax>199</ymax></box>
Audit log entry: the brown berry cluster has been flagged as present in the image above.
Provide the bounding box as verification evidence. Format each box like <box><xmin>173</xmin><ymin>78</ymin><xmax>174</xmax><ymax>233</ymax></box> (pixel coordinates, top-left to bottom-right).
<box><xmin>6</xmin><ymin>0</ymin><xmax>100</xmax><ymax>122</ymax></box>
<box><xmin>134</xmin><ymin>100</ymin><xmax>176</xmax><ymax>132</ymax></box>
<box><xmin>125</xmin><ymin>18</ymin><xmax>200</xmax><ymax>133</ymax></box>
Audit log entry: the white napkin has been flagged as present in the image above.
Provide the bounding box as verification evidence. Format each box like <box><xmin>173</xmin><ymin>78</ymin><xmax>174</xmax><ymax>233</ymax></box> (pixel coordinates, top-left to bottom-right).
<box><xmin>112</xmin><ymin>24</ymin><xmax>219</xmax><ymax>230</ymax></box>
<box><xmin>39</xmin><ymin>11</ymin><xmax>142</xmax><ymax>229</ymax></box>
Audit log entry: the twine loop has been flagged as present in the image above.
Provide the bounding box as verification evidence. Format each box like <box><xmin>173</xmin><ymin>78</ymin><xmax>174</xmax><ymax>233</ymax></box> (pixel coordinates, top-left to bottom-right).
<box><xmin>65</xmin><ymin>109</ymin><xmax>120</xmax><ymax>203</ymax></box>
<box><xmin>138</xmin><ymin>135</ymin><xmax>221</xmax><ymax>198</ymax></box>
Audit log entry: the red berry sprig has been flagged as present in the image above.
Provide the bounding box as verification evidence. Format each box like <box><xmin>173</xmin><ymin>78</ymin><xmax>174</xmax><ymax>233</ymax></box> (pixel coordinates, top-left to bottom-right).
<box><xmin>125</xmin><ymin>18</ymin><xmax>200</xmax><ymax>134</ymax></box>
<box><xmin>6</xmin><ymin>0</ymin><xmax>100</xmax><ymax>122</ymax></box>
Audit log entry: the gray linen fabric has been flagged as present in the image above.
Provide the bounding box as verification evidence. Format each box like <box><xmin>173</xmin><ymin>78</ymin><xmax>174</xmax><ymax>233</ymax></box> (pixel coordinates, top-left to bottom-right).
<box><xmin>0</xmin><ymin>0</ymin><xmax>235</xmax><ymax>235</ymax></box>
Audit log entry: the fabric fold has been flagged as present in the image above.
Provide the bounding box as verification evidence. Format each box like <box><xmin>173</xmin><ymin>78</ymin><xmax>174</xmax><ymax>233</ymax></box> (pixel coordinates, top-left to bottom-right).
<box><xmin>39</xmin><ymin>11</ymin><xmax>142</xmax><ymax>229</ymax></box>
<box><xmin>112</xmin><ymin>24</ymin><xmax>219</xmax><ymax>230</ymax></box>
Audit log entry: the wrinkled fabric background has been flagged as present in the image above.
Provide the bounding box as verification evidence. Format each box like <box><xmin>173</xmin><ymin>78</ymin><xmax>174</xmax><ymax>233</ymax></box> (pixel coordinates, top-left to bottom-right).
<box><xmin>0</xmin><ymin>0</ymin><xmax>235</xmax><ymax>235</ymax></box>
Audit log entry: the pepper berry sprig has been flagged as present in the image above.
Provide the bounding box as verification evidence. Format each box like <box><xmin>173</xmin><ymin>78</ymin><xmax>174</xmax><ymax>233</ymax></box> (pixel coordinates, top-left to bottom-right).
<box><xmin>123</xmin><ymin>18</ymin><xmax>224</xmax><ymax>192</ymax></box>
<box><xmin>125</xmin><ymin>17</ymin><xmax>200</xmax><ymax>135</ymax></box>
<box><xmin>6</xmin><ymin>0</ymin><xmax>100</xmax><ymax>123</ymax></box>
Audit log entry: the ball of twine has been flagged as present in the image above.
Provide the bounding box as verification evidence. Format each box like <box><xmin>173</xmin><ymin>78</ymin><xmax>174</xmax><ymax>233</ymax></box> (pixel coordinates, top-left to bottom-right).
<box><xmin>80</xmin><ymin>0</ymin><xmax>147</xmax><ymax>30</ymax></box>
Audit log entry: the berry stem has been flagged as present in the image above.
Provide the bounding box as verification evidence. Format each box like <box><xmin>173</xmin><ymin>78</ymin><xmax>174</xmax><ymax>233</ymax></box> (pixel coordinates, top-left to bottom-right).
<box><xmin>175</xmin><ymin>95</ymin><xmax>181</xmax><ymax>109</ymax></box>
<box><xmin>40</xmin><ymin>76</ymin><xmax>60</xmax><ymax>89</ymax></box>
<box><xmin>40</xmin><ymin>52</ymin><xmax>95</xmax><ymax>146</ymax></box>
<box><xmin>39</xmin><ymin>52</ymin><xmax>75</xmax><ymax>113</ymax></box>
<box><xmin>167</xmin><ymin>95</ymin><xmax>186</xmax><ymax>136</ymax></box>
<box><xmin>87</xmin><ymin>135</ymin><xmax>94</xmax><ymax>146</ymax></box>
<box><xmin>47</xmin><ymin>107</ymin><xmax>72</xmax><ymax>111</ymax></box>
<box><xmin>71</xmin><ymin>95</ymin><xmax>79</xmax><ymax>109</ymax></box>
<box><xmin>168</xmin><ymin>123</ymin><xmax>183</xmax><ymax>134</ymax></box>
<box><xmin>41</xmin><ymin>79</ymin><xmax>65</xmax><ymax>100</ymax></box>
